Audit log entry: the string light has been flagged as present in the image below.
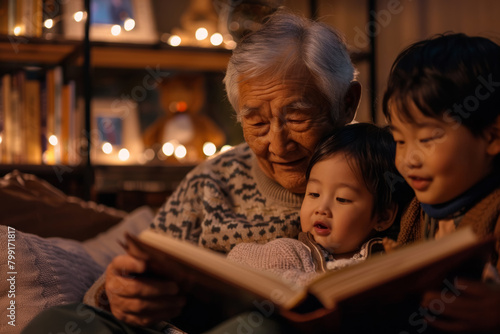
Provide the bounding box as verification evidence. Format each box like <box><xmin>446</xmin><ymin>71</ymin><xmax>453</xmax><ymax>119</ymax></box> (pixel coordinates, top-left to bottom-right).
<box><xmin>174</xmin><ymin>145</ymin><xmax>187</xmax><ymax>159</ymax></box>
<box><xmin>13</xmin><ymin>26</ymin><xmax>22</xmax><ymax>36</ymax></box>
<box><xmin>73</xmin><ymin>11</ymin><xmax>85</xmax><ymax>22</ymax></box>
<box><xmin>102</xmin><ymin>142</ymin><xmax>113</xmax><ymax>154</ymax></box>
<box><xmin>111</xmin><ymin>25</ymin><xmax>121</xmax><ymax>36</ymax></box>
<box><xmin>195</xmin><ymin>27</ymin><xmax>208</xmax><ymax>41</ymax></box>
<box><xmin>168</xmin><ymin>35</ymin><xmax>181</xmax><ymax>46</ymax></box>
<box><xmin>220</xmin><ymin>145</ymin><xmax>233</xmax><ymax>153</ymax></box>
<box><xmin>44</xmin><ymin>19</ymin><xmax>54</xmax><ymax>29</ymax></box>
<box><xmin>162</xmin><ymin>142</ymin><xmax>175</xmax><ymax>156</ymax></box>
<box><xmin>118</xmin><ymin>148</ymin><xmax>130</xmax><ymax>161</ymax></box>
<box><xmin>210</xmin><ymin>33</ymin><xmax>223</xmax><ymax>46</ymax></box>
<box><xmin>143</xmin><ymin>148</ymin><xmax>155</xmax><ymax>161</ymax></box>
<box><xmin>123</xmin><ymin>18</ymin><xmax>135</xmax><ymax>31</ymax></box>
<box><xmin>48</xmin><ymin>135</ymin><xmax>58</xmax><ymax>146</ymax></box>
<box><xmin>203</xmin><ymin>142</ymin><xmax>216</xmax><ymax>157</ymax></box>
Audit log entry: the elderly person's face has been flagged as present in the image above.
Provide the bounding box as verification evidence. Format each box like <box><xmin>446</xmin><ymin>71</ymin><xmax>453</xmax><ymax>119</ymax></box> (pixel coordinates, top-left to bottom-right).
<box><xmin>239</xmin><ymin>72</ymin><xmax>336</xmax><ymax>193</ymax></box>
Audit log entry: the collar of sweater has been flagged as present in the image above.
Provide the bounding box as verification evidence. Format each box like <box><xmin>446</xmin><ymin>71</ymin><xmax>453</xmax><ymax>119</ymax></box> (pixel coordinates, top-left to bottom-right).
<box><xmin>251</xmin><ymin>156</ymin><xmax>304</xmax><ymax>208</ymax></box>
<box><xmin>421</xmin><ymin>174</ymin><xmax>500</xmax><ymax>219</ymax></box>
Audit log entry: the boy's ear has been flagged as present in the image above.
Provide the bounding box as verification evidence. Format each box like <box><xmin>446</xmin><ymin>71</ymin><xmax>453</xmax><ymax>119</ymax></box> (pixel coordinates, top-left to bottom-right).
<box><xmin>374</xmin><ymin>203</ymin><xmax>398</xmax><ymax>232</ymax></box>
<box><xmin>486</xmin><ymin>115</ymin><xmax>500</xmax><ymax>156</ymax></box>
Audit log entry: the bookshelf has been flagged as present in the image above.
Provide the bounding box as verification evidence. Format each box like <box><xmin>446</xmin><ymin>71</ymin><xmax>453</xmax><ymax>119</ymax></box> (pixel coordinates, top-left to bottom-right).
<box><xmin>0</xmin><ymin>35</ymin><xmax>226</xmax><ymax>204</ymax></box>
<box><xmin>0</xmin><ymin>0</ymin><xmax>375</xmax><ymax>211</ymax></box>
<box><xmin>0</xmin><ymin>1</ymin><xmax>229</xmax><ymax>206</ymax></box>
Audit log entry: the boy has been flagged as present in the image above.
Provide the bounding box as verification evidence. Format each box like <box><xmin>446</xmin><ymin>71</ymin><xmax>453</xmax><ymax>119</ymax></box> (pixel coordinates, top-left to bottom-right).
<box><xmin>383</xmin><ymin>33</ymin><xmax>500</xmax><ymax>333</ymax></box>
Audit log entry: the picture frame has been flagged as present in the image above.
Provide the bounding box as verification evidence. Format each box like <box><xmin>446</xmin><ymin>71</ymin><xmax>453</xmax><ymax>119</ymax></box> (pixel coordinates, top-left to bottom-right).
<box><xmin>63</xmin><ymin>0</ymin><xmax>157</xmax><ymax>44</ymax></box>
<box><xmin>91</xmin><ymin>98</ymin><xmax>144</xmax><ymax>165</ymax></box>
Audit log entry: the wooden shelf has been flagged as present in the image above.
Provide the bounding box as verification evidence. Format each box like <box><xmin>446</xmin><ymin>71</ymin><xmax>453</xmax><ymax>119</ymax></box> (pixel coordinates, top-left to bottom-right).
<box><xmin>0</xmin><ymin>36</ymin><xmax>80</xmax><ymax>65</ymax></box>
<box><xmin>89</xmin><ymin>45</ymin><xmax>231</xmax><ymax>71</ymax></box>
<box><xmin>0</xmin><ymin>36</ymin><xmax>231</xmax><ymax>71</ymax></box>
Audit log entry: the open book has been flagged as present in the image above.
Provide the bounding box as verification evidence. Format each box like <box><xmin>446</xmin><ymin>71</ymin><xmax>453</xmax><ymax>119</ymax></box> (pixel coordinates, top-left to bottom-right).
<box><xmin>124</xmin><ymin>227</ymin><xmax>492</xmax><ymax>329</ymax></box>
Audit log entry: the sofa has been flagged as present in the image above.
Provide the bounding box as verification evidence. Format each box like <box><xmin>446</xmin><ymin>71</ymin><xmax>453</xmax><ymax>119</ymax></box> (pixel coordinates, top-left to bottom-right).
<box><xmin>0</xmin><ymin>170</ymin><xmax>155</xmax><ymax>333</ymax></box>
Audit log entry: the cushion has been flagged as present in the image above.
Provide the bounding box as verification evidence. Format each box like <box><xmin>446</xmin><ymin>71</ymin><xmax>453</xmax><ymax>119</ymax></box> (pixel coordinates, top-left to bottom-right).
<box><xmin>0</xmin><ymin>226</ymin><xmax>104</xmax><ymax>332</ymax></box>
<box><xmin>82</xmin><ymin>205</ymin><xmax>155</xmax><ymax>268</ymax></box>
<box><xmin>0</xmin><ymin>170</ymin><xmax>127</xmax><ymax>241</ymax></box>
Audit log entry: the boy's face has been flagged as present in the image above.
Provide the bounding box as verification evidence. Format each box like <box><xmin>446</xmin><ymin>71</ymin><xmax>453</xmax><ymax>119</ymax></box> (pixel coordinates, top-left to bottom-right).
<box><xmin>300</xmin><ymin>154</ymin><xmax>380</xmax><ymax>256</ymax></box>
<box><xmin>389</xmin><ymin>105</ymin><xmax>494</xmax><ymax>205</ymax></box>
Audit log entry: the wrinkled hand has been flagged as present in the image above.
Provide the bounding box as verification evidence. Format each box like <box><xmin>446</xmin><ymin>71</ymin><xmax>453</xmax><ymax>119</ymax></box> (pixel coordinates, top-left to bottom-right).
<box><xmin>421</xmin><ymin>279</ymin><xmax>500</xmax><ymax>333</ymax></box>
<box><xmin>105</xmin><ymin>254</ymin><xmax>186</xmax><ymax>327</ymax></box>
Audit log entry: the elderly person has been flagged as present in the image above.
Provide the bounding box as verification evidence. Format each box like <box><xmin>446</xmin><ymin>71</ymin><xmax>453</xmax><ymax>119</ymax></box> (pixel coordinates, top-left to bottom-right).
<box><xmin>22</xmin><ymin>10</ymin><xmax>360</xmax><ymax>334</ymax></box>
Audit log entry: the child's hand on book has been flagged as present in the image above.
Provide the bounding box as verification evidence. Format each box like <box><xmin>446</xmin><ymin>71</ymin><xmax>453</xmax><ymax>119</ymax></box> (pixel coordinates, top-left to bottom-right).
<box><xmin>421</xmin><ymin>279</ymin><xmax>500</xmax><ymax>333</ymax></box>
<box><xmin>381</xmin><ymin>237</ymin><xmax>400</xmax><ymax>253</ymax></box>
<box><xmin>104</xmin><ymin>254</ymin><xmax>187</xmax><ymax>327</ymax></box>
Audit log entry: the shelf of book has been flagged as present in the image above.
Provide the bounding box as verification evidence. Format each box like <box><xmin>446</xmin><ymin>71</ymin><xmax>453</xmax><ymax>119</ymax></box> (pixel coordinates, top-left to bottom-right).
<box><xmin>89</xmin><ymin>44</ymin><xmax>231</xmax><ymax>71</ymax></box>
<box><xmin>0</xmin><ymin>37</ymin><xmax>231</xmax><ymax>71</ymax></box>
<box><xmin>0</xmin><ymin>36</ymin><xmax>81</xmax><ymax>65</ymax></box>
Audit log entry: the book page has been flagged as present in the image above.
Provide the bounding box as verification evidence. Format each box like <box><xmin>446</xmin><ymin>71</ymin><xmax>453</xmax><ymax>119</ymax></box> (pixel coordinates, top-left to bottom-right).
<box><xmin>127</xmin><ymin>230</ymin><xmax>308</xmax><ymax>310</ymax></box>
<box><xmin>308</xmin><ymin>227</ymin><xmax>486</xmax><ymax>309</ymax></box>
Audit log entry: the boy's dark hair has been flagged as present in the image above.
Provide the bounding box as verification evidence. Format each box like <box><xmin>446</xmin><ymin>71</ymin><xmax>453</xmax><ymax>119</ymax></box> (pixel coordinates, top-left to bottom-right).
<box><xmin>306</xmin><ymin>123</ymin><xmax>413</xmax><ymax>233</ymax></box>
<box><xmin>382</xmin><ymin>33</ymin><xmax>500</xmax><ymax>138</ymax></box>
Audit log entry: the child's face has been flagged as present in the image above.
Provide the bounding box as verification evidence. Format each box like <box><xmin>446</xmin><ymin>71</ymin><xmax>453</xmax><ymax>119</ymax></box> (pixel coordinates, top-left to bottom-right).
<box><xmin>389</xmin><ymin>105</ymin><xmax>494</xmax><ymax>205</ymax></box>
<box><xmin>300</xmin><ymin>153</ymin><xmax>380</xmax><ymax>256</ymax></box>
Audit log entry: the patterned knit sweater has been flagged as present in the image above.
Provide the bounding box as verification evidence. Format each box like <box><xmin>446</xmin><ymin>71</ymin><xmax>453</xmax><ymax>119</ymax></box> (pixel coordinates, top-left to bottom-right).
<box><xmin>227</xmin><ymin>233</ymin><xmax>379</xmax><ymax>287</ymax></box>
<box><xmin>150</xmin><ymin>143</ymin><xmax>304</xmax><ymax>253</ymax></box>
<box><xmin>398</xmin><ymin>188</ymin><xmax>500</xmax><ymax>272</ymax></box>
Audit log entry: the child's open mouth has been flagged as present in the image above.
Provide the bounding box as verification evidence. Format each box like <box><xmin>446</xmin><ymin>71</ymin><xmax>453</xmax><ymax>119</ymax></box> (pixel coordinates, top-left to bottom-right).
<box><xmin>313</xmin><ymin>222</ymin><xmax>331</xmax><ymax>235</ymax></box>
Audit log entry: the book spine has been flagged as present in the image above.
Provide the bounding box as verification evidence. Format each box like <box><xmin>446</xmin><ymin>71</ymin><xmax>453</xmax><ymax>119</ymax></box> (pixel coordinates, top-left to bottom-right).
<box><xmin>24</xmin><ymin>78</ymin><xmax>42</xmax><ymax>164</ymax></box>
<box><xmin>15</xmin><ymin>0</ymin><xmax>23</xmax><ymax>35</ymax></box>
<box><xmin>0</xmin><ymin>0</ymin><xmax>8</xmax><ymax>35</ymax></box>
<box><xmin>0</xmin><ymin>76</ymin><xmax>4</xmax><ymax>162</ymax></box>
<box><xmin>7</xmin><ymin>0</ymin><xmax>16</xmax><ymax>35</ymax></box>
<box><xmin>33</xmin><ymin>0</ymin><xmax>43</xmax><ymax>37</ymax></box>
<box><xmin>61</xmin><ymin>82</ymin><xmax>70</xmax><ymax>165</ymax></box>
<box><xmin>1</xmin><ymin>74</ymin><xmax>12</xmax><ymax>163</ymax></box>
<box><xmin>39</xmin><ymin>77</ymin><xmax>47</xmax><ymax>162</ymax></box>
<box><xmin>53</xmin><ymin>65</ymin><xmax>62</xmax><ymax>164</ymax></box>
<box><xmin>10</xmin><ymin>72</ymin><xmax>24</xmax><ymax>163</ymax></box>
<box><xmin>44</xmin><ymin>67</ymin><xmax>55</xmax><ymax>164</ymax></box>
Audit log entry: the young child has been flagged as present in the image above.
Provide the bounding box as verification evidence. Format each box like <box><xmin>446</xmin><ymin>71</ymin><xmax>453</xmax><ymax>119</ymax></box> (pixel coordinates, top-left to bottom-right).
<box><xmin>383</xmin><ymin>33</ymin><xmax>500</xmax><ymax>333</ymax></box>
<box><xmin>227</xmin><ymin>122</ymin><xmax>413</xmax><ymax>286</ymax></box>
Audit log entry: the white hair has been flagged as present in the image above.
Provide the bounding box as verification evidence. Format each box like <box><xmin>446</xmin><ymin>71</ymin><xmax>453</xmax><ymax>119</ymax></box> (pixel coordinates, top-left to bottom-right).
<box><xmin>223</xmin><ymin>10</ymin><xmax>357</xmax><ymax>123</ymax></box>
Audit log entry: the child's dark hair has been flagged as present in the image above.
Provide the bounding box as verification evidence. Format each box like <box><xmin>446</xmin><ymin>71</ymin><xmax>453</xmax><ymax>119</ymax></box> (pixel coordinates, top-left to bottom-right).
<box><xmin>382</xmin><ymin>33</ymin><xmax>500</xmax><ymax>138</ymax></box>
<box><xmin>306</xmin><ymin>123</ymin><xmax>414</xmax><ymax>233</ymax></box>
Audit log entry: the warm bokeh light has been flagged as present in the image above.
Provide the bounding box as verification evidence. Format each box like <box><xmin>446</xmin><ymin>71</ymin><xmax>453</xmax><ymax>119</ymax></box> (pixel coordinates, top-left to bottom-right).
<box><xmin>74</xmin><ymin>11</ymin><xmax>84</xmax><ymax>22</ymax></box>
<box><xmin>111</xmin><ymin>25</ymin><xmax>121</xmax><ymax>36</ymax></box>
<box><xmin>162</xmin><ymin>142</ymin><xmax>175</xmax><ymax>156</ymax></box>
<box><xmin>118</xmin><ymin>148</ymin><xmax>130</xmax><ymax>161</ymax></box>
<box><xmin>203</xmin><ymin>142</ymin><xmax>217</xmax><ymax>157</ymax></box>
<box><xmin>102</xmin><ymin>142</ymin><xmax>113</xmax><ymax>154</ymax></box>
<box><xmin>48</xmin><ymin>135</ymin><xmax>58</xmax><ymax>146</ymax></box>
<box><xmin>13</xmin><ymin>26</ymin><xmax>21</xmax><ymax>36</ymax></box>
<box><xmin>195</xmin><ymin>27</ymin><xmax>208</xmax><ymax>41</ymax></box>
<box><xmin>168</xmin><ymin>35</ymin><xmax>181</xmax><ymax>46</ymax></box>
<box><xmin>124</xmin><ymin>18</ymin><xmax>135</xmax><ymax>31</ymax></box>
<box><xmin>174</xmin><ymin>145</ymin><xmax>187</xmax><ymax>159</ymax></box>
<box><xmin>210</xmin><ymin>33</ymin><xmax>223</xmax><ymax>46</ymax></box>
<box><xmin>143</xmin><ymin>148</ymin><xmax>155</xmax><ymax>161</ymax></box>
<box><xmin>220</xmin><ymin>145</ymin><xmax>233</xmax><ymax>153</ymax></box>
<box><xmin>224</xmin><ymin>40</ymin><xmax>237</xmax><ymax>50</ymax></box>
<box><xmin>176</xmin><ymin>101</ymin><xmax>187</xmax><ymax>112</ymax></box>
<box><xmin>229</xmin><ymin>21</ymin><xmax>239</xmax><ymax>32</ymax></box>
<box><xmin>44</xmin><ymin>19</ymin><xmax>54</xmax><ymax>29</ymax></box>
<box><xmin>0</xmin><ymin>135</ymin><xmax>2</xmax><ymax>144</ymax></box>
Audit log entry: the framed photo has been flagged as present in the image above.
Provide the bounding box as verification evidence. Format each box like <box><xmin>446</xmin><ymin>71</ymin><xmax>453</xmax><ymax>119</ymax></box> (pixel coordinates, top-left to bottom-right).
<box><xmin>63</xmin><ymin>0</ymin><xmax>157</xmax><ymax>44</ymax></box>
<box><xmin>91</xmin><ymin>98</ymin><xmax>144</xmax><ymax>165</ymax></box>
